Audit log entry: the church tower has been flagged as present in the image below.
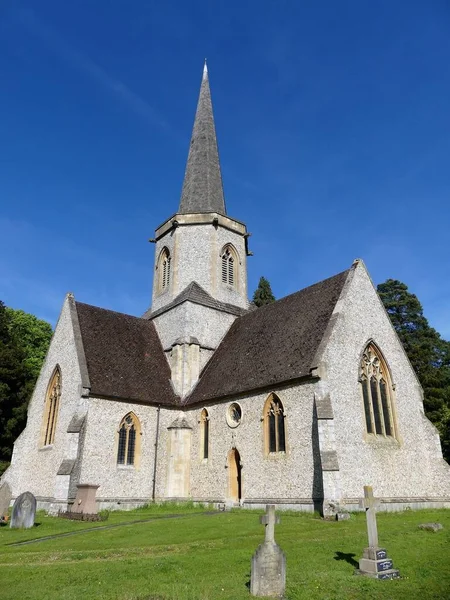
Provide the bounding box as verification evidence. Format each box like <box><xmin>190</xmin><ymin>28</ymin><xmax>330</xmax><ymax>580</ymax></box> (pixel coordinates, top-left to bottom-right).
<box><xmin>147</xmin><ymin>64</ymin><xmax>251</xmax><ymax>396</ymax></box>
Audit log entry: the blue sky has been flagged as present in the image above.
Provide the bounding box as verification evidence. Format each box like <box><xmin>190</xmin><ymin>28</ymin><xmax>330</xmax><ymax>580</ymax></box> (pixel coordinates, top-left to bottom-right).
<box><xmin>1</xmin><ymin>1</ymin><xmax>449</xmax><ymax>338</ymax></box>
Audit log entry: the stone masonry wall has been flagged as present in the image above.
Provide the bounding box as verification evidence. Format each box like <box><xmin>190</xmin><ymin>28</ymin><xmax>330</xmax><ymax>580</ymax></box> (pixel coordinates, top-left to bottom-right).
<box><xmin>184</xmin><ymin>382</ymin><xmax>319</xmax><ymax>507</ymax></box>
<box><xmin>153</xmin><ymin>302</ymin><xmax>236</xmax><ymax>351</ymax></box>
<box><xmin>320</xmin><ymin>261</ymin><xmax>450</xmax><ymax>503</ymax></box>
<box><xmin>2</xmin><ymin>296</ymin><xmax>85</xmax><ymax>503</ymax></box>
<box><xmin>151</xmin><ymin>221</ymin><xmax>248</xmax><ymax>313</ymax></box>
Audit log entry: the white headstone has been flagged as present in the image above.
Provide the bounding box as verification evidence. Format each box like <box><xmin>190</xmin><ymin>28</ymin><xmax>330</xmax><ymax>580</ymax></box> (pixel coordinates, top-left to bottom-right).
<box><xmin>10</xmin><ymin>491</ymin><xmax>37</xmax><ymax>529</ymax></box>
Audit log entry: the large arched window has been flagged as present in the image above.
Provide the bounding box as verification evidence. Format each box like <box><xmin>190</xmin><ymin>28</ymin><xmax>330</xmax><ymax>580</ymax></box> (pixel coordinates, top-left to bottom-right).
<box><xmin>263</xmin><ymin>394</ymin><xmax>286</xmax><ymax>455</ymax></box>
<box><xmin>41</xmin><ymin>366</ymin><xmax>61</xmax><ymax>447</ymax></box>
<box><xmin>117</xmin><ymin>412</ymin><xmax>141</xmax><ymax>467</ymax></box>
<box><xmin>221</xmin><ymin>245</ymin><xmax>237</xmax><ymax>288</ymax></box>
<box><xmin>359</xmin><ymin>343</ymin><xmax>395</xmax><ymax>437</ymax></box>
<box><xmin>200</xmin><ymin>408</ymin><xmax>209</xmax><ymax>460</ymax></box>
<box><xmin>157</xmin><ymin>247</ymin><xmax>171</xmax><ymax>292</ymax></box>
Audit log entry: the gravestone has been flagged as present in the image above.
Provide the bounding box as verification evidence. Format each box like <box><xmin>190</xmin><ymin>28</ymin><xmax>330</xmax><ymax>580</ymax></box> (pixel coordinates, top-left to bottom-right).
<box><xmin>357</xmin><ymin>486</ymin><xmax>400</xmax><ymax>579</ymax></box>
<box><xmin>250</xmin><ymin>504</ymin><xmax>286</xmax><ymax>597</ymax></box>
<box><xmin>0</xmin><ymin>482</ymin><xmax>12</xmax><ymax>519</ymax></box>
<box><xmin>10</xmin><ymin>491</ymin><xmax>37</xmax><ymax>529</ymax></box>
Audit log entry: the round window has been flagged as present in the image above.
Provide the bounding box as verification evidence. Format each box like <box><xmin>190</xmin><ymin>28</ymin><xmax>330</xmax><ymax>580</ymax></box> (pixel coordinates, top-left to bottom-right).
<box><xmin>226</xmin><ymin>402</ymin><xmax>242</xmax><ymax>428</ymax></box>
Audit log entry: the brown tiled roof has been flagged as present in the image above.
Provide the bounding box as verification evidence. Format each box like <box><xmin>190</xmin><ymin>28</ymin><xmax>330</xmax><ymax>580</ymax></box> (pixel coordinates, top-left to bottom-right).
<box><xmin>144</xmin><ymin>281</ymin><xmax>247</xmax><ymax>320</ymax></box>
<box><xmin>75</xmin><ymin>302</ymin><xmax>179</xmax><ymax>405</ymax></box>
<box><xmin>185</xmin><ymin>269</ymin><xmax>351</xmax><ymax>404</ymax></box>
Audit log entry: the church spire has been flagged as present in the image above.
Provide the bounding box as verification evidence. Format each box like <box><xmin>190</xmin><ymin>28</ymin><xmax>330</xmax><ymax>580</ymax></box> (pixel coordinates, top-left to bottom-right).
<box><xmin>178</xmin><ymin>62</ymin><xmax>226</xmax><ymax>215</ymax></box>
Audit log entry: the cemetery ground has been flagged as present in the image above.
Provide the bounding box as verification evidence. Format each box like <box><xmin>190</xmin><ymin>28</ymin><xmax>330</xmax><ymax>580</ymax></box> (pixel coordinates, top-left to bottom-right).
<box><xmin>0</xmin><ymin>504</ymin><xmax>449</xmax><ymax>600</ymax></box>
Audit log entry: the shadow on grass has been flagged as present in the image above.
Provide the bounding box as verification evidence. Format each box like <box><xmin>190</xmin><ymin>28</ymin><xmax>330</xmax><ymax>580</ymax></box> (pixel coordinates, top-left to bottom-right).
<box><xmin>334</xmin><ymin>551</ymin><xmax>358</xmax><ymax>568</ymax></box>
<box><xmin>245</xmin><ymin>572</ymin><xmax>251</xmax><ymax>590</ymax></box>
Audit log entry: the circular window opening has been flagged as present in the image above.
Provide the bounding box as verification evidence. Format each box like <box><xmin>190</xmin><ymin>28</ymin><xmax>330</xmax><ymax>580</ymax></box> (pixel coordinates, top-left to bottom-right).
<box><xmin>227</xmin><ymin>402</ymin><xmax>242</xmax><ymax>428</ymax></box>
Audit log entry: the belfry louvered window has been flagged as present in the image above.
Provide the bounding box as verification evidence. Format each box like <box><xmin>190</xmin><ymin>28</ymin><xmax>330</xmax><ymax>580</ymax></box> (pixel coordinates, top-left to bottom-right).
<box><xmin>117</xmin><ymin>413</ymin><xmax>140</xmax><ymax>466</ymax></box>
<box><xmin>360</xmin><ymin>343</ymin><xmax>395</xmax><ymax>437</ymax></box>
<box><xmin>221</xmin><ymin>247</ymin><xmax>235</xmax><ymax>286</ymax></box>
<box><xmin>158</xmin><ymin>248</ymin><xmax>171</xmax><ymax>292</ymax></box>
<box><xmin>41</xmin><ymin>366</ymin><xmax>61</xmax><ymax>447</ymax></box>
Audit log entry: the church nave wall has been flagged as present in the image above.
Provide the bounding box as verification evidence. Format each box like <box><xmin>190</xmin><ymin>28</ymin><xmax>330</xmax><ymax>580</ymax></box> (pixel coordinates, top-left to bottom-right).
<box><xmin>184</xmin><ymin>382</ymin><xmax>320</xmax><ymax>508</ymax></box>
<box><xmin>320</xmin><ymin>261</ymin><xmax>450</xmax><ymax>506</ymax></box>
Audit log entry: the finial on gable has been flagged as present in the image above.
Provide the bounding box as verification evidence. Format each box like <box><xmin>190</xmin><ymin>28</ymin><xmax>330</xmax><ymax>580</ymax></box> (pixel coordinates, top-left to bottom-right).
<box><xmin>203</xmin><ymin>58</ymin><xmax>208</xmax><ymax>80</ymax></box>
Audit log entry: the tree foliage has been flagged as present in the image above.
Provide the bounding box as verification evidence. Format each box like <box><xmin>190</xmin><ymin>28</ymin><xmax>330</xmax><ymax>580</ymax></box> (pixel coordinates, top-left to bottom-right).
<box><xmin>253</xmin><ymin>276</ymin><xmax>276</xmax><ymax>307</ymax></box>
<box><xmin>0</xmin><ymin>302</ymin><xmax>52</xmax><ymax>474</ymax></box>
<box><xmin>377</xmin><ymin>279</ymin><xmax>450</xmax><ymax>462</ymax></box>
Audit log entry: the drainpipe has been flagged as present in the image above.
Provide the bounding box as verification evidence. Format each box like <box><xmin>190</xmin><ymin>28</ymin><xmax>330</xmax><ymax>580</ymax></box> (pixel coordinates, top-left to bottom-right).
<box><xmin>151</xmin><ymin>405</ymin><xmax>161</xmax><ymax>502</ymax></box>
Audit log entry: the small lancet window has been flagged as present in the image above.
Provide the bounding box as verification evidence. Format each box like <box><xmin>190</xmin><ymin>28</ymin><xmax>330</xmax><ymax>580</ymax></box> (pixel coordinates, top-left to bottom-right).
<box><xmin>221</xmin><ymin>246</ymin><xmax>236</xmax><ymax>287</ymax></box>
<box><xmin>360</xmin><ymin>343</ymin><xmax>395</xmax><ymax>438</ymax></box>
<box><xmin>263</xmin><ymin>394</ymin><xmax>286</xmax><ymax>454</ymax></box>
<box><xmin>117</xmin><ymin>413</ymin><xmax>141</xmax><ymax>466</ymax></box>
<box><xmin>158</xmin><ymin>247</ymin><xmax>171</xmax><ymax>292</ymax></box>
<box><xmin>41</xmin><ymin>366</ymin><xmax>62</xmax><ymax>447</ymax></box>
<box><xmin>200</xmin><ymin>408</ymin><xmax>209</xmax><ymax>460</ymax></box>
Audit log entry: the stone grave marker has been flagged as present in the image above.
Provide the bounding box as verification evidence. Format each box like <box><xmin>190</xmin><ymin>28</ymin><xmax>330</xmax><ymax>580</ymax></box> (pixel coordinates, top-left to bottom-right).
<box><xmin>357</xmin><ymin>486</ymin><xmax>400</xmax><ymax>579</ymax></box>
<box><xmin>10</xmin><ymin>491</ymin><xmax>37</xmax><ymax>529</ymax></box>
<box><xmin>72</xmin><ymin>484</ymin><xmax>99</xmax><ymax>514</ymax></box>
<box><xmin>0</xmin><ymin>482</ymin><xmax>12</xmax><ymax>519</ymax></box>
<box><xmin>250</xmin><ymin>504</ymin><xmax>286</xmax><ymax>597</ymax></box>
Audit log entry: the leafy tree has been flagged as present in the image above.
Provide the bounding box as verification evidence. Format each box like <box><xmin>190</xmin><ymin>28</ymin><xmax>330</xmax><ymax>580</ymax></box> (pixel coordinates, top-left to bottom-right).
<box><xmin>253</xmin><ymin>276</ymin><xmax>276</xmax><ymax>307</ymax></box>
<box><xmin>377</xmin><ymin>279</ymin><xmax>450</xmax><ymax>462</ymax></box>
<box><xmin>0</xmin><ymin>302</ymin><xmax>52</xmax><ymax>475</ymax></box>
<box><xmin>6</xmin><ymin>308</ymin><xmax>53</xmax><ymax>379</ymax></box>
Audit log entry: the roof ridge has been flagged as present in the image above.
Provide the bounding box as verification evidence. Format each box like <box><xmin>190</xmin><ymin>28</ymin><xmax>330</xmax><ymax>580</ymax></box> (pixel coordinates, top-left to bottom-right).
<box><xmin>75</xmin><ymin>301</ymin><xmax>149</xmax><ymax>323</ymax></box>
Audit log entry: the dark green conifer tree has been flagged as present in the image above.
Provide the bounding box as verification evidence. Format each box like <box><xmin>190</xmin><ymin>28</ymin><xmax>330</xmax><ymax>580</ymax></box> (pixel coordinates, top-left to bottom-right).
<box><xmin>253</xmin><ymin>276</ymin><xmax>276</xmax><ymax>307</ymax></box>
<box><xmin>377</xmin><ymin>279</ymin><xmax>450</xmax><ymax>462</ymax></box>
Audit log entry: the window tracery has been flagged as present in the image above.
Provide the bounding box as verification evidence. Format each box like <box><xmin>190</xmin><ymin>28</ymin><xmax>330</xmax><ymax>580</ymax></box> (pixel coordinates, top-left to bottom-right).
<box><xmin>117</xmin><ymin>413</ymin><xmax>140</xmax><ymax>466</ymax></box>
<box><xmin>360</xmin><ymin>343</ymin><xmax>395</xmax><ymax>437</ymax></box>
<box><xmin>41</xmin><ymin>366</ymin><xmax>61</xmax><ymax>447</ymax></box>
<box><xmin>263</xmin><ymin>394</ymin><xmax>286</xmax><ymax>454</ymax></box>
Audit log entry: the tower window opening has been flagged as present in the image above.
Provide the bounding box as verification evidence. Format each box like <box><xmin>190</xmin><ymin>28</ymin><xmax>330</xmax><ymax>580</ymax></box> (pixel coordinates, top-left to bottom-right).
<box><xmin>158</xmin><ymin>248</ymin><xmax>171</xmax><ymax>292</ymax></box>
<box><xmin>221</xmin><ymin>246</ymin><xmax>237</xmax><ymax>287</ymax></box>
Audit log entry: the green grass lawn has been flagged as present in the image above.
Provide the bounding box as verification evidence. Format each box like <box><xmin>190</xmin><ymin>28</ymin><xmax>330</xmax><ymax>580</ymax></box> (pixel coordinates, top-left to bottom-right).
<box><xmin>0</xmin><ymin>505</ymin><xmax>449</xmax><ymax>600</ymax></box>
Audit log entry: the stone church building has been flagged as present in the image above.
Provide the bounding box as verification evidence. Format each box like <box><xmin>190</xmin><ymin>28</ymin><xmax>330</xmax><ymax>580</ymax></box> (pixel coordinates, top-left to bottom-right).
<box><xmin>3</xmin><ymin>65</ymin><xmax>450</xmax><ymax>515</ymax></box>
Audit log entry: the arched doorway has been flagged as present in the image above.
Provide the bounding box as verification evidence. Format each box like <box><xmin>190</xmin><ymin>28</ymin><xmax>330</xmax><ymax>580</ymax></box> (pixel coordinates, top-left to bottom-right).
<box><xmin>227</xmin><ymin>448</ymin><xmax>242</xmax><ymax>502</ymax></box>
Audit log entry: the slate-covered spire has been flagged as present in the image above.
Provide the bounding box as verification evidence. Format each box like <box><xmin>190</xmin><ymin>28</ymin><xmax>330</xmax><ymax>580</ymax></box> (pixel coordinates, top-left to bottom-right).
<box><xmin>178</xmin><ymin>62</ymin><xmax>226</xmax><ymax>215</ymax></box>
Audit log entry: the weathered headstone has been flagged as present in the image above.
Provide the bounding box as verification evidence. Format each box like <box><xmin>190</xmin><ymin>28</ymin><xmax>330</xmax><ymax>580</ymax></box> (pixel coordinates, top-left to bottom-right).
<box><xmin>327</xmin><ymin>500</ymin><xmax>350</xmax><ymax>521</ymax></box>
<box><xmin>10</xmin><ymin>491</ymin><xmax>37</xmax><ymax>529</ymax></box>
<box><xmin>0</xmin><ymin>482</ymin><xmax>12</xmax><ymax>519</ymax></box>
<box><xmin>419</xmin><ymin>522</ymin><xmax>443</xmax><ymax>532</ymax></box>
<box><xmin>357</xmin><ymin>486</ymin><xmax>400</xmax><ymax>580</ymax></box>
<box><xmin>250</xmin><ymin>504</ymin><xmax>286</xmax><ymax>597</ymax></box>
<box><xmin>71</xmin><ymin>484</ymin><xmax>99</xmax><ymax>514</ymax></box>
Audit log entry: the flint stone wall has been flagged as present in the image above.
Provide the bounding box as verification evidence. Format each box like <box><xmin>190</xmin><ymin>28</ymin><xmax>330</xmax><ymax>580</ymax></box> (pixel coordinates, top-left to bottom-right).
<box><xmin>151</xmin><ymin>219</ymin><xmax>248</xmax><ymax>313</ymax></box>
<box><xmin>1</xmin><ymin>296</ymin><xmax>86</xmax><ymax>507</ymax></box>
<box><xmin>320</xmin><ymin>261</ymin><xmax>450</xmax><ymax>502</ymax></box>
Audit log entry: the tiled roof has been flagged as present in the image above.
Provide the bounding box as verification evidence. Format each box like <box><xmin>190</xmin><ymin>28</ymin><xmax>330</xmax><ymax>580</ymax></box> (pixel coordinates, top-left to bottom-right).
<box><xmin>185</xmin><ymin>269</ymin><xmax>351</xmax><ymax>404</ymax></box>
<box><xmin>145</xmin><ymin>281</ymin><xmax>247</xmax><ymax>320</ymax></box>
<box><xmin>75</xmin><ymin>302</ymin><xmax>179</xmax><ymax>405</ymax></box>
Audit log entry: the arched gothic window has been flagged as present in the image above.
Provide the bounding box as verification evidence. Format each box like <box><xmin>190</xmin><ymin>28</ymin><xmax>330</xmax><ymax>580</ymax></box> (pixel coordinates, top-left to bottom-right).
<box><xmin>221</xmin><ymin>246</ymin><xmax>236</xmax><ymax>287</ymax></box>
<box><xmin>200</xmin><ymin>408</ymin><xmax>209</xmax><ymax>460</ymax></box>
<box><xmin>157</xmin><ymin>247</ymin><xmax>171</xmax><ymax>292</ymax></box>
<box><xmin>263</xmin><ymin>394</ymin><xmax>286</xmax><ymax>454</ymax></box>
<box><xmin>117</xmin><ymin>413</ymin><xmax>141</xmax><ymax>466</ymax></box>
<box><xmin>359</xmin><ymin>343</ymin><xmax>395</xmax><ymax>437</ymax></box>
<box><xmin>41</xmin><ymin>366</ymin><xmax>61</xmax><ymax>447</ymax></box>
